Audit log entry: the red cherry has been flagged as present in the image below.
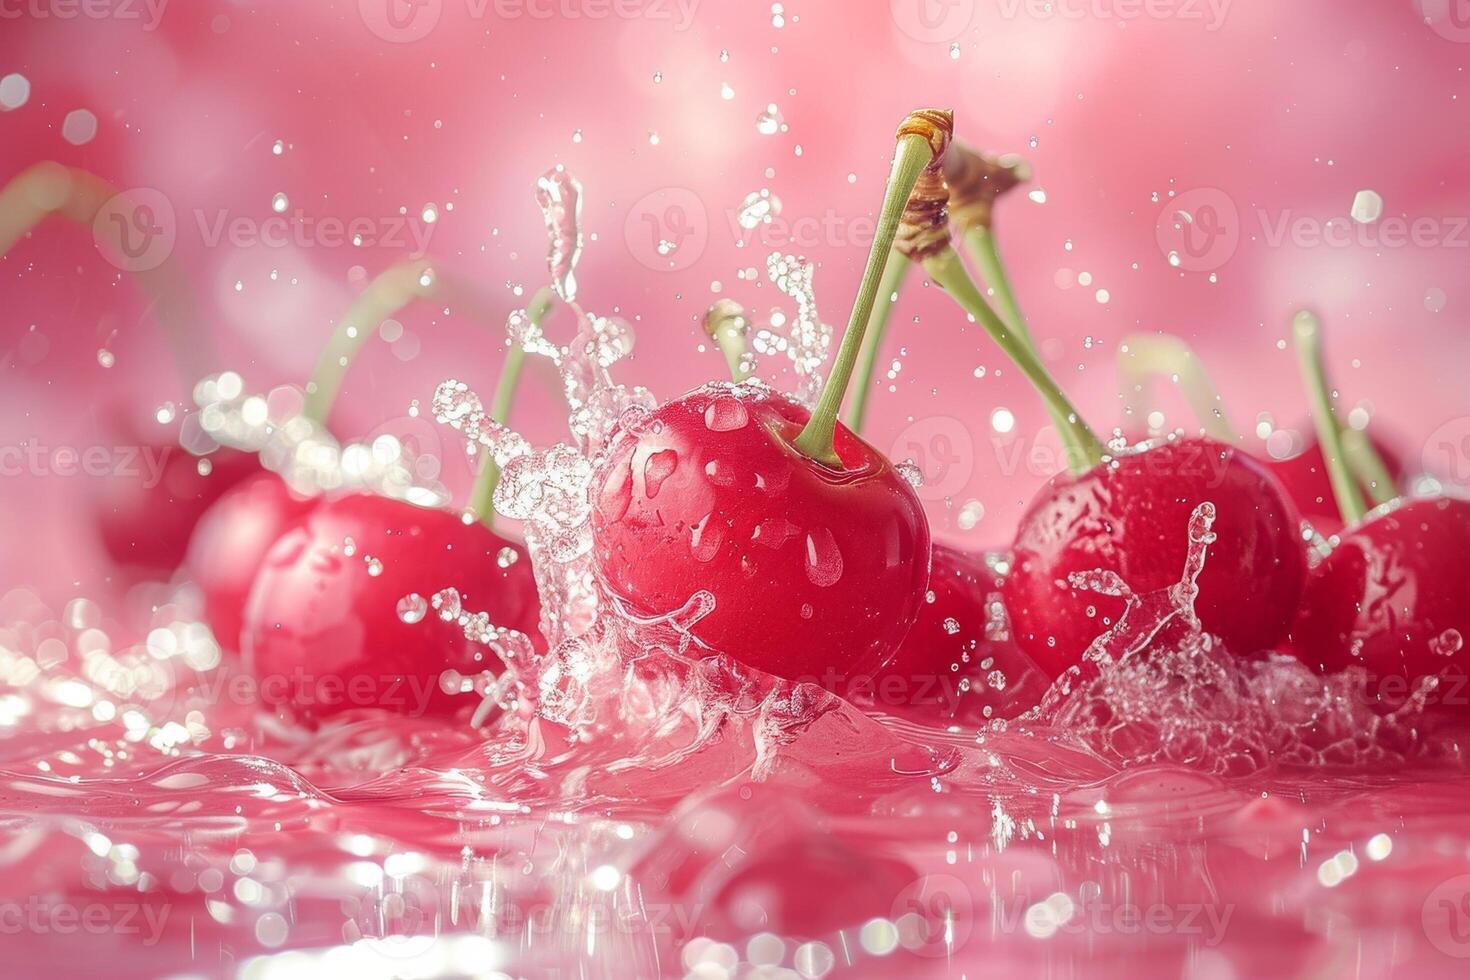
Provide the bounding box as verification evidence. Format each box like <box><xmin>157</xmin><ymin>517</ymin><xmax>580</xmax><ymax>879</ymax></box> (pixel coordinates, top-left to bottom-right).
<box><xmin>590</xmin><ymin>386</ymin><xmax>931</xmax><ymax>684</ymax></box>
<box><xmin>1291</xmin><ymin>497</ymin><xmax>1470</xmax><ymax>710</ymax></box>
<box><xmin>241</xmin><ymin>492</ymin><xmax>543</xmax><ymax>723</ymax></box>
<box><xmin>1004</xmin><ymin>437</ymin><xmax>1307</xmax><ymax>678</ymax></box>
<box><xmin>1264</xmin><ymin>431</ymin><xmax>1403</xmax><ymax>535</ymax></box>
<box><xmin>184</xmin><ymin>473</ymin><xmax>317</xmax><ymax>650</ymax></box>
<box><xmin>865</xmin><ymin>543</ymin><xmax>1046</xmax><ymax>722</ymax></box>
<box><xmin>94</xmin><ymin>442</ymin><xmax>260</xmax><ymax>572</ymax></box>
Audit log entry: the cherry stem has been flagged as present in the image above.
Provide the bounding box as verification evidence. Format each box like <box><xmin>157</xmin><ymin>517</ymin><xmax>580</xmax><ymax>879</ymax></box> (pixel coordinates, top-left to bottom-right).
<box><xmin>963</xmin><ymin>225</ymin><xmax>1031</xmax><ymax>345</ymax></box>
<box><xmin>923</xmin><ymin>245</ymin><xmax>1106</xmax><ymax>472</ymax></box>
<box><xmin>304</xmin><ymin>259</ymin><xmax>438</xmax><ymax>425</ymax></box>
<box><xmin>704</xmin><ymin>299</ymin><xmax>752</xmax><ymax>383</ymax></box>
<box><xmin>1292</xmin><ymin>310</ymin><xmax>1367</xmax><ymax>525</ymax></box>
<box><xmin>794</xmin><ymin>114</ymin><xmax>949</xmax><ymax>467</ymax></box>
<box><xmin>0</xmin><ymin>162</ymin><xmax>210</xmax><ymax>386</ymax></box>
<box><xmin>845</xmin><ymin>251</ymin><xmax>911</xmax><ymax>434</ymax></box>
<box><xmin>1118</xmin><ymin>334</ymin><xmax>1236</xmax><ymax>442</ymax></box>
<box><xmin>1342</xmin><ymin>427</ymin><xmax>1397</xmax><ymax>507</ymax></box>
<box><xmin>469</xmin><ymin>288</ymin><xmax>554</xmax><ymax>529</ymax></box>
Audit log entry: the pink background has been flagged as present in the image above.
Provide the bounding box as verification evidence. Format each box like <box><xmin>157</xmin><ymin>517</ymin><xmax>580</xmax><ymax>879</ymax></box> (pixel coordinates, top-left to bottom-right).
<box><xmin>2</xmin><ymin>0</ymin><xmax>1468</xmax><ymax>597</ymax></box>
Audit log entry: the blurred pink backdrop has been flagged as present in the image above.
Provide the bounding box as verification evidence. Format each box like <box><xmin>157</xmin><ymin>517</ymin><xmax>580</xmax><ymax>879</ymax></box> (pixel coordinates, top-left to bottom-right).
<box><xmin>2</xmin><ymin>0</ymin><xmax>1468</xmax><ymax>598</ymax></box>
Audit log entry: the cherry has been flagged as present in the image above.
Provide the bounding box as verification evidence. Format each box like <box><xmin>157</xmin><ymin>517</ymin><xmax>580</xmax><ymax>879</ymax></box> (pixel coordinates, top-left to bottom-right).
<box><xmin>241</xmin><ymin>492</ymin><xmax>543</xmax><ymax>723</ymax></box>
<box><xmin>1292</xmin><ymin>496</ymin><xmax>1470</xmax><ymax>708</ymax></box>
<box><xmin>1004</xmin><ymin>437</ymin><xmax>1306</xmax><ymax>678</ymax></box>
<box><xmin>591</xmin><ymin>386</ymin><xmax>929</xmax><ymax>682</ymax></box>
<box><xmin>93</xmin><ymin>434</ymin><xmax>260</xmax><ymax>572</ymax></box>
<box><xmin>898</xmin><ymin>169</ymin><xmax>1305</xmax><ymax>679</ymax></box>
<box><xmin>868</xmin><ymin>542</ymin><xmax>1047</xmax><ymax>721</ymax></box>
<box><xmin>1118</xmin><ymin>332</ymin><xmax>1401</xmax><ymax>535</ymax></box>
<box><xmin>701</xmin><ymin>310</ymin><xmax>1040</xmax><ymax>717</ymax></box>
<box><xmin>228</xmin><ymin>266</ymin><xmax>553</xmax><ymax>722</ymax></box>
<box><xmin>1286</xmin><ymin>310</ymin><xmax>1470</xmax><ymax>710</ymax></box>
<box><xmin>589</xmin><ymin>109</ymin><xmax>953</xmax><ymax>684</ymax></box>
<box><xmin>184</xmin><ymin>473</ymin><xmax>316</xmax><ymax>650</ymax></box>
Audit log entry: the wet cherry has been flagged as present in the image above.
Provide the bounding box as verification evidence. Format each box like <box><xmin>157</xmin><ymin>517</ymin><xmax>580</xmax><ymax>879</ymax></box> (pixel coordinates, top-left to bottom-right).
<box><xmin>588</xmin><ymin>110</ymin><xmax>952</xmax><ymax>684</ymax></box>
<box><xmin>1004</xmin><ymin>438</ymin><xmax>1306</xmax><ymax>678</ymax></box>
<box><xmin>903</xmin><ymin>188</ymin><xmax>1305</xmax><ymax>680</ymax></box>
<box><xmin>1292</xmin><ymin>496</ymin><xmax>1470</xmax><ymax>709</ymax></box>
<box><xmin>1117</xmin><ymin>333</ymin><xmax>1401</xmax><ymax>537</ymax></box>
<box><xmin>866</xmin><ymin>543</ymin><xmax>1047</xmax><ymax>721</ymax></box>
<box><xmin>1286</xmin><ymin>311</ymin><xmax>1470</xmax><ymax>710</ymax></box>
<box><xmin>241</xmin><ymin>492</ymin><xmax>543</xmax><ymax>724</ymax></box>
<box><xmin>591</xmin><ymin>385</ymin><xmax>930</xmax><ymax>683</ymax></box>
<box><xmin>184</xmin><ymin>473</ymin><xmax>317</xmax><ymax>650</ymax></box>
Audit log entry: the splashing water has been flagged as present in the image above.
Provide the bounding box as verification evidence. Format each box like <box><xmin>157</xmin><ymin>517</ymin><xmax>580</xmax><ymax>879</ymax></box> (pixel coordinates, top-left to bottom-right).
<box><xmin>761</xmin><ymin>253</ymin><xmax>832</xmax><ymax>407</ymax></box>
<box><xmin>536</xmin><ymin>166</ymin><xmax>583</xmax><ymax>303</ymax></box>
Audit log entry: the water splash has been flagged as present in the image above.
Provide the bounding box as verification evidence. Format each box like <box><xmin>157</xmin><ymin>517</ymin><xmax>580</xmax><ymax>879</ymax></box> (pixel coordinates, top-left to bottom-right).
<box><xmin>763</xmin><ymin>253</ymin><xmax>832</xmax><ymax>407</ymax></box>
<box><xmin>536</xmin><ymin>166</ymin><xmax>583</xmax><ymax>303</ymax></box>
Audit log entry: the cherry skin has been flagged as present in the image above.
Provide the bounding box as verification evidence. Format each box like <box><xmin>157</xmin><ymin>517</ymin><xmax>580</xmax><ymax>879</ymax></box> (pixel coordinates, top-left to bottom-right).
<box><xmin>1264</xmin><ymin>431</ymin><xmax>1402</xmax><ymax>535</ymax></box>
<box><xmin>241</xmin><ymin>492</ymin><xmax>544</xmax><ymax>724</ymax></box>
<box><xmin>1004</xmin><ymin>437</ymin><xmax>1306</xmax><ymax>679</ymax></box>
<box><xmin>590</xmin><ymin>384</ymin><xmax>931</xmax><ymax>685</ymax></box>
<box><xmin>93</xmin><ymin>439</ymin><xmax>260</xmax><ymax>572</ymax></box>
<box><xmin>184</xmin><ymin>473</ymin><xmax>317</xmax><ymax>651</ymax></box>
<box><xmin>863</xmin><ymin>543</ymin><xmax>1046</xmax><ymax>722</ymax></box>
<box><xmin>1291</xmin><ymin>496</ymin><xmax>1470</xmax><ymax>711</ymax></box>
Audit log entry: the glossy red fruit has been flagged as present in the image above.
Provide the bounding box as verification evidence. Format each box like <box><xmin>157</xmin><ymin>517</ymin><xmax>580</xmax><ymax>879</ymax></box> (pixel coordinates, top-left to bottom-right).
<box><xmin>1291</xmin><ymin>496</ymin><xmax>1470</xmax><ymax>711</ymax></box>
<box><xmin>861</xmin><ymin>543</ymin><xmax>1047</xmax><ymax>723</ymax></box>
<box><xmin>1005</xmin><ymin>437</ymin><xmax>1306</xmax><ymax>678</ymax></box>
<box><xmin>590</xmin><ymin>385</ymin><xmax>931</xmax><ymax>684</ymax></box>
<box><xmin>184</xmin><ymin>473</ymin><xmax>317</xmax><ymax>651</ymax></box>
<box><xmin>1264</xmin><ymin>430</ymin><xmax>1403</xmax><ymax>535</ymax></box>
<box><xmin>94</xmin><ymin>441</ymin><xmax>260</xmax><ymax>572</ymax></box>
<box><xmin>241</xmin><ymin>493</ymin><xmax>544</xmax><ymax>723</ymax></box>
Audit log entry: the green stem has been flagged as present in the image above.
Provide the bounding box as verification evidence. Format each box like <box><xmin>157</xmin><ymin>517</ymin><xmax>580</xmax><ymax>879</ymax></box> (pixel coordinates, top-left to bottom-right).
<box><xmin>302</xmin><ymin>259</ymin><xmax>437</xmax><ymax>426</ymax></box>
<box><xmin>844</xmin><ymin>251</ymin><xmax>910</xmax><ymax>434</ymax></box>
<box><xmin>469</xmin><ymin>288</ymin><xmax>554</xmax><ymax>529</ymax></box>
<box><xmin>1292</xmin><ymin>310</ymin><xmax>1366</xmax><ymax>525</ymax></box>
<box><xmin>1118</xmin><ymin>334</ymin><xmax>1236</xmax><ymax>442</ymax></box>
<box><xmin>704</xmin><ymin>300</ymin><xmax>751</xmax><ymax>383</ymax></box>
<box><xmin>1342</xmin><ymin>427</ymin><xmax>1397</xmax><ymax>508</ymax></box>
<box><xmin>923</xmin><ymin>246</ymin><xmax>1106</xmax><ymax>473</ymax></box>
<box><xmin>963</xmin><ymin>225</ymin><xmax>1032</xmax><ymax>350</ymax></box>
<box><xmin>794</xmin><ymin>127</ymin><xmax>939</xmax><ymax>466</ymax></box>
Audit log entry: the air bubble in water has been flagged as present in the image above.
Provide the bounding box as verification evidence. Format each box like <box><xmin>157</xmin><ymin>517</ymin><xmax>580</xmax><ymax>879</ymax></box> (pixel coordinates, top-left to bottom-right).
<box><xmin>1432</xmin><ymin>628</ymin><xmax>1463</xmax><ymax>658</ymax></box>
<box><xmin>396</xmin><ymin>593</ymin><xmax>428</xmax><ymax>625</ymax></box>
<box><xmin>271</xmin><ymin>192</ymin><xmax>289</xmax><ymax>213</ymax></box>
<box><xmin>497</xmin><ymin>547</ymin><xmax>520</xmax><ymax>569</ymax></box>
<box><xmin>736</xmin><ymin>189</ymin><xmax>782</xmax><ymax>231</ymax></box>
<box><xmin>755</xmin><ymin>104</ymin><xmax>784</xmax><ymax>136</ymax></box>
